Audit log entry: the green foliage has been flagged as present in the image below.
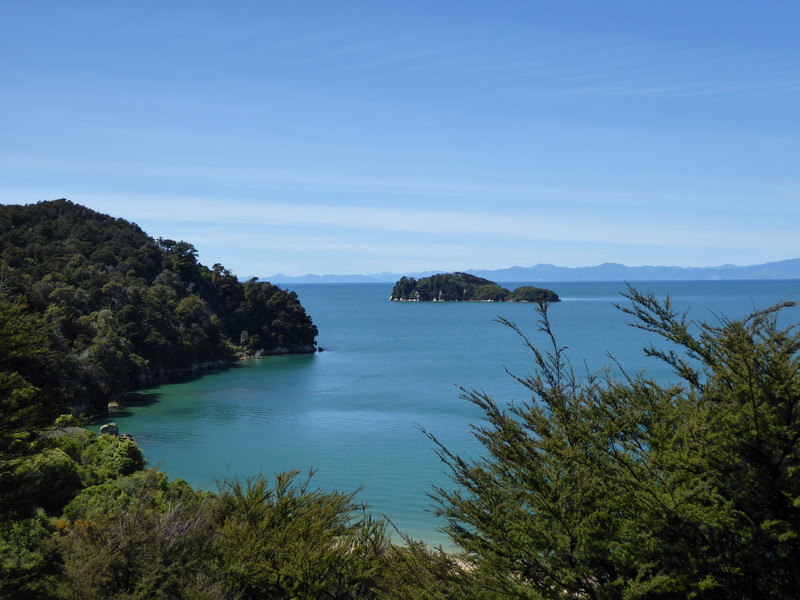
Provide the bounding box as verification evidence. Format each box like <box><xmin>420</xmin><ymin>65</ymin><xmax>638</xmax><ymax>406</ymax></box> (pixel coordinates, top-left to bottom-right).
<box><xmin>54</xmin><ymin>469</ymin><xmax>226</xmax><ymax>600</ymax></box>
<box><xmin>61</xmin><ymin>469</ymin><xmax>174</xmax><ymax>524</ymax></box>
<box><xmin>14</xmin><ymin>449</ymin><xmax>82</xmax><ymax>516</ymax></box>
<box><xmin>470</xmin><ymin>284</ymin><xmax>511</xmax><ymax>302</ymax></box>
<box><xmin>0</xmin><ymin>199</ymin><xmax>318</xmax><ymax>415</ymax></box>
<box><xmin>0</xmin><ymin>510</ymin><xmax>52</xmax><ymax>572</ymax></box>
<box><xmin>374</xmin><ymin>536</ymin><xmax>491</xmax><ymax>600</ymax></box>
<box><xmin>0</xmin><ymin>199</ymin><xmax>335</xmax><ymax>597</ymax></box>
<box><xmin>390</xmin><ymin>272</ymin><xmax>559</xmax><ymax>303</ymax></box>
<box><xmin>508</xmin><ymin>285</ymin><xmax>560</xmax><ymax>303</ymax></box>
<box><xmin>8</xmin><ymin>282</ymin><xmax>799</xmax><ymax>598</ymax></box>
<box><xmin>213</xmin><ymin>470</ymin><xmax>389</xmax><ymax>600</ymax></box>
<box><xmin>42</xmin><ymin>468</ymin><xmax>393</xmax><ymax>600</ymax></box>
<box><xmin>71</xmin><ymin>435</ymin><xmax>145</xmax><ymax>486</ymax></box>
<box><xmin>391</xmin><ymin>276</ymin><xmax>418</xmax><ymax>300</ymax></box>
<box><xmin>0</xmin><ymin>292</ymin><xmax>64</xmax><ymax>446</ymax></box>
<box><xmin>51</xmin><ymin>415</ymin><xmax>84</xmax><ymax>429</ymax></box>
<box><xmin>0</xmin><ymin>290</ymin><xmax>69</xmax><ymax>520</ymax></box>
<box><xmin>0</xmin><ymin>427</ymin><xmax>156</xmax><ymax>599</ymax></box>
<box><xmin>391</xmin><ymin>272</ymin><xmax>500</xmax><ymax>301</ymax></box>
<box><xmin>7</xmin><ymin>207</ymin><xmax>800</xmax><ymax>600</ymax></box>
<box><xmin>428</xmin><ymin>287</ymin><xmax>800</xmax><ymax>599</ymax></box>
<box><xmin>0</xmin><ymin>509</ymin><xmax>58</xmax><ymax>600</ymax></box>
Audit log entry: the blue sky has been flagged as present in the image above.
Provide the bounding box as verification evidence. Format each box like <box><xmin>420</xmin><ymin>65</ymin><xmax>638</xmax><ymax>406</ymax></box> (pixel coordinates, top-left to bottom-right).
<box><xmin>2</xmin><ymin>2</ymin><xmax>798</xmax><ymax>277</ymax></box>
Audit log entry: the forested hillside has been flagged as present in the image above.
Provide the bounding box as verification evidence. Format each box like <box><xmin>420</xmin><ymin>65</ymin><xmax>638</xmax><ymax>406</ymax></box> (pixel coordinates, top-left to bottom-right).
<box><xmin>0</xmin><ymin>199</ymin><xmax>317</xmax><ymax>415</ymax></box>
<box><xmin>0</xmin><ymin>201</ymin><xmax>461</xmax><ymax>600</ymax></box>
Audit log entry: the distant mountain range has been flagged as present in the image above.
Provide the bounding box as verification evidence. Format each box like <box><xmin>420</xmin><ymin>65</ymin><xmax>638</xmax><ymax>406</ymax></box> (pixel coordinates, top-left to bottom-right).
<box><xmin>262</xmin><ymin>258</ymin><xmax>800</xmax><ymax>284</ymax></box>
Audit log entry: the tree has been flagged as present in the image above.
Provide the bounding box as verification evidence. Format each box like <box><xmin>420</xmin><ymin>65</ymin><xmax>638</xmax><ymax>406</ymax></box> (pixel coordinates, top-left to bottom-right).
<box><xmin>428</xmin><ymin>288</ymin><xmax>800</xmax><ymax>599</ymax></box>
<box><xmin>0</xmin><ymin>289</ymin><xmax>68</xmax><ymax>518</ymax></box>
<box><xmin>53</xmin><ymin>469</ymin><xmax>225</xmax><ymax>600</ymax></box>
<box><xmin>213</xmin><ymin>470</ymin><xmax>389</xmax><ymax>600</ymax></box>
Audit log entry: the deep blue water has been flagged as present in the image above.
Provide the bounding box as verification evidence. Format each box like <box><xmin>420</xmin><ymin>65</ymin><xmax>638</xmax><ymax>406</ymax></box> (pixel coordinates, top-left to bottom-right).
<box><xmin>106</xmin><ymin>280</ymin><xmax>800</xmax><ymax>547</ymax></box>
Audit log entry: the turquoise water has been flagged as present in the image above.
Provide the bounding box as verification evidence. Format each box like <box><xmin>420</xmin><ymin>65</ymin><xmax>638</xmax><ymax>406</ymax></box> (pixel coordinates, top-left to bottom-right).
<box><xmin>108</xmin><ymin>280</ymin><xmax>800</xmax><ymax>547</ymax></box>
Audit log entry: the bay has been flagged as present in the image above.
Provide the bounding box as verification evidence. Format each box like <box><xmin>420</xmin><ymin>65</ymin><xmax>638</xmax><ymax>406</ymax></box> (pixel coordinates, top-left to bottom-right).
<box><xmin>108</xmin><ymin>280</ymin><xmax>800</xmax><ymax>547</ymax></box>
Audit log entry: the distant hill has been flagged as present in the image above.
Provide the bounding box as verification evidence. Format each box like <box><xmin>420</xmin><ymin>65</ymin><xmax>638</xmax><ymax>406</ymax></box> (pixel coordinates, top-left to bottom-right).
<box><xmin>470</xmin><ymin>259</ymin><xmax>800</xmax><ymax>282</ymax></box>
<box><xmin>263</xmin><ymin>258</ymin><xmax>800</xmax><ymax>284</ymax></box>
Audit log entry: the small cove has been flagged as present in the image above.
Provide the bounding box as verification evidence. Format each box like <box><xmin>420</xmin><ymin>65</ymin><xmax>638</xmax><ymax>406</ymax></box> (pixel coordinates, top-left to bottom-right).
<box><xmin>107</xmin><ymin>280</ymin><xmax>800</xmax><ymax>547</ymax></box>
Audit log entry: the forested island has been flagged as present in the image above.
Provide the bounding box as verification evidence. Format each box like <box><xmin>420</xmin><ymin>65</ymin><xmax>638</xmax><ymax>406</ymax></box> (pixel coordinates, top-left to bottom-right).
<box><xmin>0</xmin><ymin>199</ymin><xmax>318</xmax><ymax>416</ymax></box>
<box><xmin>390</xmin><ymin>272</ymin><xmax>560</xmax><ymax>303</ymax></box>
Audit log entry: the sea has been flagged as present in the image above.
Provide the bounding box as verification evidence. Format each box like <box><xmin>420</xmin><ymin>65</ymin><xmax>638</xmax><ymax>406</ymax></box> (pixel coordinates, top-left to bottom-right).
<box><xmin>105</xmin><ymin>280</ymin><xmax>800</xmax><ymax>548</ymax></box>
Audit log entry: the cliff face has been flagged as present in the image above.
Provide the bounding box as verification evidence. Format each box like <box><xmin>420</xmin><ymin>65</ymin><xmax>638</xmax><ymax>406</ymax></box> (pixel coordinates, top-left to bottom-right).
<box><xmin>390</xmin><ymin>273</ymin><xmax>559</xmax><ymax>303</ymax></box>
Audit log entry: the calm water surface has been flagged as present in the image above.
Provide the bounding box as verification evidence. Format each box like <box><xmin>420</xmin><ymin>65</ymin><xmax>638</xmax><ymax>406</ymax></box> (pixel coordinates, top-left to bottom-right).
<box><xmin>107</xmin><ymin>280</ymin><xmax>800</xmax><ymax>546</ymax></box>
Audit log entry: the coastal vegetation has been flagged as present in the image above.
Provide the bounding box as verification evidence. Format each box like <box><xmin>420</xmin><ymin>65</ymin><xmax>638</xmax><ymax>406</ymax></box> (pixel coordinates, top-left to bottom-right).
<box><xmin>2</xmin><ymin>200</ymin><xmax>799</xmax><ymax>598</ymax></box>
<box><xmin>390</xmin><ymin>272</ymin><xmax>560</xmax><ymax>303</ymax></box>
<box><xmin>0</xmin><ymin>199</ymin><xmax>318</xmax><ymax>416</ymax></box>
<box><xmin>0</xmin><ymin>414</ymin><xmax>400</xmax><ymax>599</ymax></box>
<box><xmin>428</xmin><ymin>289</ymin><xmax>800</xmax><ymax>598</ymax></box>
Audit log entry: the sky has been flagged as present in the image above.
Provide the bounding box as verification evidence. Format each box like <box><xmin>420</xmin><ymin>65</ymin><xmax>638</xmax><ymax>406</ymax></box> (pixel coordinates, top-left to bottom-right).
<box><xmin>1</xmin><ymin>2</ymin><xmax>799</xmax><ymax>277</ymax></box>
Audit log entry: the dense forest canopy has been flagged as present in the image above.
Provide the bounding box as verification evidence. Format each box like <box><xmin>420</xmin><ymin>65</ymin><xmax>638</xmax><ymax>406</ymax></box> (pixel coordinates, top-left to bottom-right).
<box><xmin>390</xmin><ymin>272</ymin><xmax>560</xmax><ymax>303</ymax></box>
<box><xmin>0</xmin><ymin>199</ymin><xmax>317</xmax><ymax>415</ymax></box>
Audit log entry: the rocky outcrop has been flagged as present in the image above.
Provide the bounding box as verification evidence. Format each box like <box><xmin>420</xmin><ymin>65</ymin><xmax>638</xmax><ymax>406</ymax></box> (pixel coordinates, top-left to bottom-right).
<box><xmin>99</xmin><ymin>422</ymin><xmax>119</xmax><ymax>436</ymax></box>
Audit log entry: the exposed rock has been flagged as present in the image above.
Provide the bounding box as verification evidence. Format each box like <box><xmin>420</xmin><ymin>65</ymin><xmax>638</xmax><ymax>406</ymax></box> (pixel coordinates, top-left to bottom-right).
<box><xmin>99</xmin><ymin>422</ymin><xmax>119</xmax><ymax>436</ymax></box>
<box><xmin>293</xmin><ymin>344</ymin><xmax>317</xmax><ymax>354</ymax></box>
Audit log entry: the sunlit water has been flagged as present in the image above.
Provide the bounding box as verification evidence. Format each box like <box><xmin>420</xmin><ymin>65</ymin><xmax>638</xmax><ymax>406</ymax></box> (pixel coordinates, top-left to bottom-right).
<box><xmin>104</xmin><ymin>280</ymin><xmax>800</xmax><ymax>547</ymax></box>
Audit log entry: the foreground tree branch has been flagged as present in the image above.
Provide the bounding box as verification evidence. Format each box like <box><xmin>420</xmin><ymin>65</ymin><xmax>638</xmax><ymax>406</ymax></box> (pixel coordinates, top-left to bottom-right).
<box><xmin>429</xmin><ymin>293</ymin><xmax>800</xmax><ymax>599</ymax></box>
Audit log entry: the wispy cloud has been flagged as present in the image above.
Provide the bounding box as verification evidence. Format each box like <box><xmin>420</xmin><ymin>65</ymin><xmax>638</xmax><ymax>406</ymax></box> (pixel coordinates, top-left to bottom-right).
<box><xmin>59</xmin><ymin>193</ymin><xmax>797</xmax><ymax>253</ymax></box>
<box><xmin>0</xmin><ymin>154</ymin><xmax>767</xmax><ymax>212</ymax></box>
<box><xmin>2</xmin><ymin>3</ymin><xmax>797</xmax><ymax>275</ymax></box>
<box><xmin>292</xmin><ymin>25</ymin><xmax>800</xmax><ymax>101</ymax></box>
